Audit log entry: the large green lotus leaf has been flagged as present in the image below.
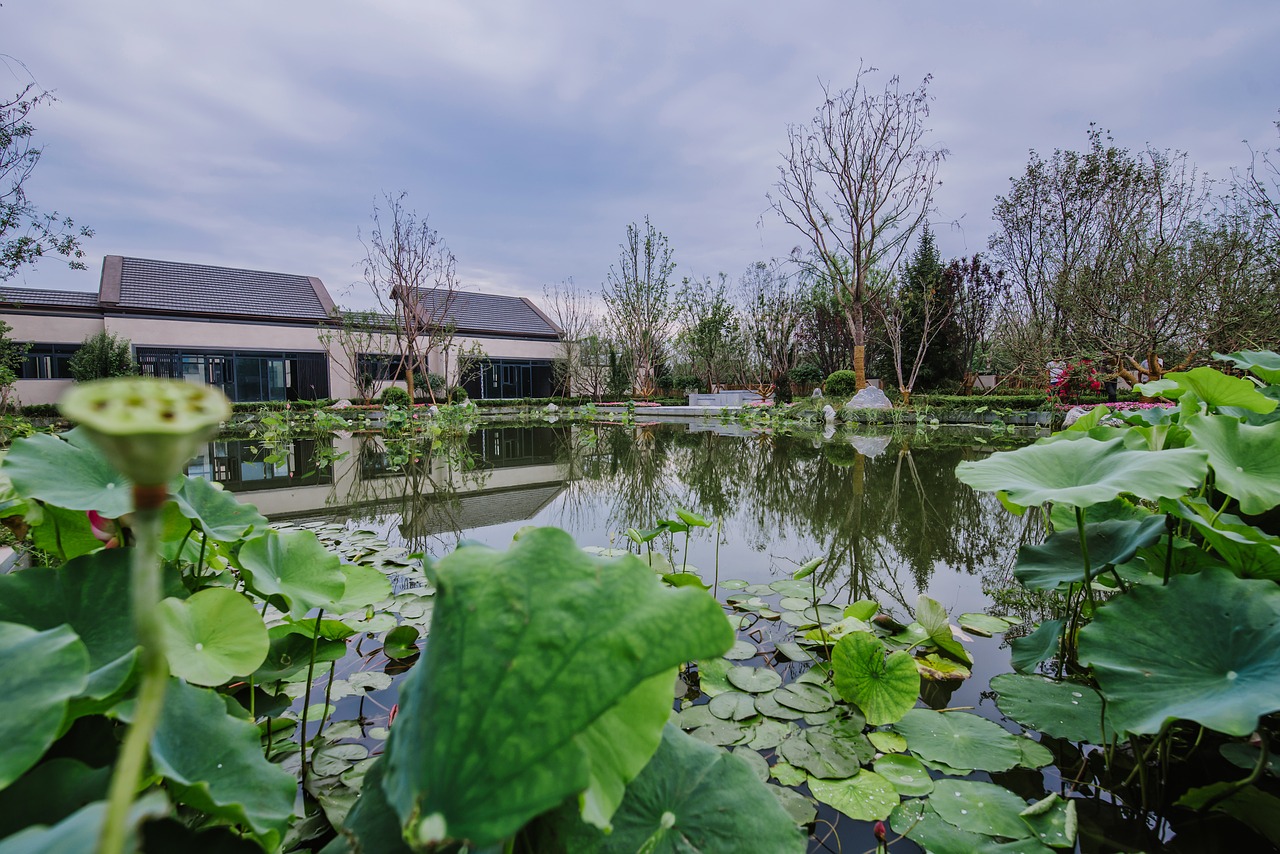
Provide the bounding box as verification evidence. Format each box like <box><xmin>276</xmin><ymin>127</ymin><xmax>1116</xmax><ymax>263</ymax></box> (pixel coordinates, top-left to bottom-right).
<box><xmin>576</xmin><ymin>669</ymin><xmax>675</xmax><ymax>831</ymax></box>
<box><xmin>380</xmin><ymin>528</ymin><xmax>733</xmax><ymax>848</ymax></box>
<box><xmin>930</xmin><ymin>779</ymin><xmax>1033</xmax><ymax>839</ymax></box>
<box><xmin>28</xmin><ymin>503</ymin><xmax>104</xmax><ymax>561</ymax></box>
<box><xmin>1</xmin><ymin>430</ymin><xmax>134</xmax><ymax>517</ymax></box>
<box><xmin>1048</xmin><ymin>496</ymin><xmax>1150</xmax><ymax>530</ymax></box>
<box><xmin>332</xmin><ymin>564</ymin><xmax>393</xmax><ymax>615</ymax></box>
<box><xmin>325</xmin><ymin>758</ymin><xmax>413</xmax><ymax>854</ymax></box>
<box><xmin>954</xmin><ymin>437</ymin><xmax>1207</xmax><ymax>509</ymax></box>
<box><xmin>0</xmin><ymin>792</ymin><xmax>168</xmax><ymax>854</ymax></box>
<box><xmin>0</xmin><ymin>758</ymin><xmax>110</xmax><ymax>838</ymax></box>
<box><xmin>915</xmin><ymin>595</ymin><xmax>971</xmax><ymax>664</ymax></box>
<box><xmin>1163</xmin><ymin>498</ymin><xmax>1280</xmax><ymax>580</ymax></box>
<box><xmin>1158</xmin><ymin>366</ymin><xmax>1278</xmax><ymax>413</ymax></box>
<box><xmin>253</xmin><ymin>624</ymin><xmax>347</xmax><ymax>681</ymax></box>
<box><xmin>832</xmin><ymin>631</ymin><xmax>920</xmax><ymax>725</ymax></box>
<box><xmin>521</xmin><ymin>725</ymin><xmax>806</xmax><ymax>853</ymax></box>
<box><xmin>0</xmin><ymin>549</ymin><xmax>137</xmax><ymax>705</ymax></box>
<box><xmin>173</xmin><ymin>476</ymin><xmax>268</xmax><ymax>543</ymax></box>
<box><xmin>1183</xmin><ymin>415</ymin><xmax>1280</xmax><ymax>515</ymax></box>
<box><xmin>873</xmin><ymin>753</ymin><xmax>933</xmax><ymax>796</ymax></box>
<box><xmin>776</xmin><ymin>728</ymin><xmax>868</xmax><ymax>779</ymax></box>
<box><xmin>1009</xmin><ymin>619</ymin><xmax>1064</xmax><ymax>675</ymax></box>
<box><xmin>1014</xmin><ymin>516</ymin><xmax>1166</xmax><ymax>591</ymax></box>
<box><xmin>0</xmin><ymin>623</ymin><xmax>89</xmax><ymax>787</ymax></box>
<box><xmin>1215</xmin><ymin>349</ymin><xmax>1280</xmax><ymax>385</ymax></box>
<box><xmin>991</xmin><ymin>674</ymin><xmax>1114</xmax><ymax>744</ymax></box>
<box><xmin>151</xmin><ymin>679</ymin><xmax>296</xmax><ymax>850</ymax></box>
<box><xmin>1078</xmin><ymin>567</ymin><xmax>1280</xmax><ymax>736</ymax></box>
<box><xmin>238</xmin><ymin>528</ymin><xmax>346</xmax><ymax>620</ymax></box>
<box><xmin>808</xmin><ymin>771</ymin><xmax>899</xmax><ymax>821</ymax></box>
<box><xmin>156</xmin><ymin>588</ymin><xmax>269</xmax><ymax>686</ymax></box>
<box><xmin>893</xmin><ymin>709</ymin><xmax>1023</xmax><ymax>773</ymax></box>
<box><xmin>890</xmin><ymin>799</ymin><xmax>1055</xmax><ymax>854</ymax></box>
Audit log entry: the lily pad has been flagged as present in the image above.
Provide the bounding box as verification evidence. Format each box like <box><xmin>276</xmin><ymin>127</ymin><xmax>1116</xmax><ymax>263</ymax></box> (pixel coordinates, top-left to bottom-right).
<box><xmin>954</xmin><ymin>437</ymin><xmax>1208</xmax><ymax>509</ymax></box>
<box><xmin>893</xmin><ymin>709</ymin><xmax>1023</xmax><ymax>773</ymax></box>
<box><xmin>238</xmin><ymin>528</ymin><xmax>346</xmax><ymax>620</ymax></box>
<box><xmin>1009</xmin><ymin>619</ymin><xmax>1063</xmax><ymax>675</ymax></box>
<box><xmin>930</xmin><ymin>779</ymin><xmax>1033</xmax><ymax>839</ymax></box>
<box><xmin>1015</xmin><ymin>516</ymin><xmax>1166</xmax><ymax>591</ymax></box>
<box><xmin>727</xmin><ymin>665</ymin><xmax>783</xmax><ymax>694</ymax></box>
<box><xmin>732</xmin><ymin>747</ymin><xmax>770</xmax><ymax>783</ymax></box>
<box><xmin>770</xmin><ymin>761</ymin><xmax>807</xmax><ymax>787</ymax></box>
<box><xmin>808</xmin><ymin>771</ymin><xmax>899</xmax><ymax>821</ymax></box>
<box><xmin>890</xmin><ymin>799</ymin><xmax>993</xmax><ymax>854</ymax></box>
<box><xmin>769</xmin><ymin>785</ymin><xmax>817</xmax><ymax>826</ymax></box>
<box><xmin>915</xmin><ymin>653</ymin><xmax>972</xmax><ymax>682</ymax></box>
<box><xmin>708</xmin><ymin>691</ymin><xmax>759</xmax><ymax>722</ymax></box>
<box><xmin>381</xmin><ymin>625</ymin><xmax>420</xmax><ymax>660</ymax></box>
<box><xmin>747</xmin><ymin>720</ymin><xmax>793</xmax><ymax>751</ymax></box>
<box><xmin>1078</xmin><ymin>567</ymin><xmax>1280</xmax><ymax>736</ymax></box>
<box><xmin>832</xmin><ymin>631</ymin><xmax>920</xmax><ymax>726</ymax></box>
<box><xmin>772</xmin><ymin>682</ymin><xmax>834</xmax><ymax>714</ymax></box>
<box><xmin>0</xmin><ymin>623</ymin><xmax>89</xmax><ymax>788</ymax></box>
<box><xmin>754</xmin><ymin>692</ymin><xmax>806</xmax><ymax>721</ymax></box>
<box><xmin>379</xmin><ymin>528</ymin><xmax>732</xmax><ymax>847</ymax></box>
<box><xmin>874</xmin><ymin>754</ymin><xmax>934</xmax><ymax>796</ymax></box>
<box><xmin>696</xmin><ymin>657</ymin><xmax>733</xmax><ymax>697</ymax></box>
<box><xmin>958</xmin><ymin>613</ymin><xmax>1017</xmax><ymax>637</ymax></box>
<box><xmin>991</xmin><ymin>674</ymin><xmax>1113</xmax><ymax>744</ymax></box>
<box><xmin>156</xmin><ymin>587</ymin><xmax>269</xmax><ymax>686</ymax></box>
<box><xmin>868</xmin><ymin>731</ymin><xmax>907</xmax><ymax>754</ymax></box>
<box><xmin>723</xmin><ymin>639</ymin><xmax>758</xmax><ymax>660</ymax></box>
<box><xmin>777</xmin><ymin>730</ymin><xmax>863</xmax><ymax>779</ymax></box>
<box><xmin>774</xmin><ymin>641</ymin><xmax>813</xmax><ymax>662</ymax></box>
<box><xmin>1183</xmin><ymin>415</ymin><xmax>1280</xmax><ymax>515</ymax></box>
<box><xmin>1019</xmin><ymin>794</ymin><xmax>1077</xmax><ymax>849</ymax></box>
<box><xmin>1016</xmin><ymin>738</ymin><xmax>1054</xmax><ymax>770</ymax></box>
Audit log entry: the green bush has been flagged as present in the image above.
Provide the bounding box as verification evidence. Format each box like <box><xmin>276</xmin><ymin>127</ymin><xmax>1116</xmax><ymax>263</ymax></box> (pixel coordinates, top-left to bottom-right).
<box><xmin>789</xmin><ymin>363</ymin><xmax>823</xmax><ymax>386</ymax></box>
<box><xmin>68</xmin><ymin>331</ymin><xmax>137</xmax><ymax>381</ymax></box>
<box><xmin>823</xmin><ymin>370</ymin><xmax>859</xmax><ymax>397</ymax></box>
<box><xmin>380</xmin><ymin>386</ymin><xmax>411</xmax><ymax>408</ymax></box>
<box><xmin>449</xmin><ymin>386</ymin><xmax>469</xmax><ymax>404</ymax></box>
<box><xmin>19</xmin><ymin>403</ymin><xmax>61</xmax><ymax>418</ymax></box>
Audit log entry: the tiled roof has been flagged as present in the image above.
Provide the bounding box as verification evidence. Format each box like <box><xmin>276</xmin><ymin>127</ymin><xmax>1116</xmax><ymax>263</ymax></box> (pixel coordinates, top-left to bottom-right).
<box><xmin>113</xmin><ymin>257</ymin><xmax>333</xmax><ymax>321</ymax></box>
<box><xmin>0</xmin><ymin>287</ymin><xmax>100</xmax><ymax>309</ymax></box>
<box><xmin>406</xmin><ymin>288</ymin><xmax>560</xmax><ymax>338</ymax></box>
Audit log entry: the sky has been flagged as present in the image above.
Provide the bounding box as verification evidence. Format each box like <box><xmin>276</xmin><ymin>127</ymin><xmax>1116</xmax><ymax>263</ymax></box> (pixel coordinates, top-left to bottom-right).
<box><xmin>5</xmin><ymin>1</ymin><xmax>1279</xmax><ymax>310</ymax></box>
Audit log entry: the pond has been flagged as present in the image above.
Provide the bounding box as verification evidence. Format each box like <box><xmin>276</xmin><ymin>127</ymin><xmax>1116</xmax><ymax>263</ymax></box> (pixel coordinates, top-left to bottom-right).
<box><xmin>200</xmin><ymin>421</ymin><xmax>1062</xmax><ymax>852</ymax></box>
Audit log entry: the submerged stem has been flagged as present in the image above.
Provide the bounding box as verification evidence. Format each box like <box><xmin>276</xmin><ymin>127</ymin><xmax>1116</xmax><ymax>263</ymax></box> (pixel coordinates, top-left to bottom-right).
<box><xmin>299</xmin><ymin>609</ymin><xmax>325</xmax><ymax>787</ymax></box>
<box><xmin>99</xmin><ymin>499</ymin><xmax>168</xmax><ymax>854</ymax></box>
<box><xmin>1075</xmin><ymin>506</ymin><xmax>1096</xmax><ymax>614</ymax></box>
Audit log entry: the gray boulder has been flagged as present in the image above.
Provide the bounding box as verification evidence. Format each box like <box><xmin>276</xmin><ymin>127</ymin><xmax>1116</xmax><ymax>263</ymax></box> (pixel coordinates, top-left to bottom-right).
<box><xmin>811</xmin><ymin>387</ymin><xmax>824</xmax><ymax>398</ymax></box>
<box><xmin>843</xmin><ymin>386</ymin><xmax>893</xmax><ymax>410</ymax></box>
<box><xmin>848</xmin><ymin>435</ymin><xmax>892</xmax><ymax>459</ymax></box>
<box><xmin>822</xmin><ymin>404</ymin><xmax>837</xmax><ymax>422</ymax></box>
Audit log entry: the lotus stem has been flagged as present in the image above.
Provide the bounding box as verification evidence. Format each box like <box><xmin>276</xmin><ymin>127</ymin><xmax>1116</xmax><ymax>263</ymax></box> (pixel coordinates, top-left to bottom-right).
<box><xmin>713</xmin><ymin>517</ymin><xmax>721</xmax><ymax>599</ymax></box>
<box><xmin>1163</xmin><ymin>514</ymin><xmax>1176</xmax><ymax>586</ymax></box>
<box><xmin>99</xmin><ymin>497</ymin><xmax>167</xmax><ymax>854</ymax></box>
<box><xmin>1074</xmin><ymin>507</ymin><xmax>1096</xmax><ymax>614</ymax></box>
<box><xmin>1198</xmin><ymin>731</ymin><xmax>1269</xmax><ymax>812</ymax></box>
<box><xmin>300</xmin><ymin>609</ymin><xmax>325</xmax><ymax>787</ymax></box>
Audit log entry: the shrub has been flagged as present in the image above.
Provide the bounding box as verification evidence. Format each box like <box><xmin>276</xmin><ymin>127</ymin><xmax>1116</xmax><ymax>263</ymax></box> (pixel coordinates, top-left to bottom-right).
<box><xmin>823</xmin><ymin>370</ymin><xmax>859</xmax><ymax>397</ymax></box>
<box><xmin>449</xmin><ymin>386</ymin><xmax>469</xmax><ymax>404</ymax></box>
<box><xmin>19</xmin><ymin>403</ymin><xmax>60</xmax><ymax>418</ymax></box>
<box><xmin>68</xmin><ymin>331</ymin><xmax>136</xmax><ymax>381</ymax></box>
<box><xmin>380</xmin><ymin>386</ymin><xmax>411</xmax><ymax>408</ymax></box>
<box><xmin>789</xmin><ymin>362</ymin><xmax>823</xmax><ymax>387</ymax></box>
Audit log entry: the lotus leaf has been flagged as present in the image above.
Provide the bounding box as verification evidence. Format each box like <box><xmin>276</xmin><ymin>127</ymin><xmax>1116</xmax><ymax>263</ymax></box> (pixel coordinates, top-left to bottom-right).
<box><xmin>1183</xmin><ymin>415</ymin><xmax>1280</xmax><ymax>514</ymax></box>
<box><xmin>808</xmin><ymin>771</ymin><xmax>899</xmax><ymax>821</ymax></box>
<box><xmin>732</xmin><ymin>746</ymin><xmax>770</xmax><ymax>783</ymax></box>
<box><xmin>379</xmin><ymin>528</ymin><xmax>731</xmax><ymax>847</ymax></box>
<box><xmin>577</xmin><ymin>669</ymin><xmax>675</xmax><ymax>831</ymax></box>
<box><xmin>0</xmin><ymin>623</ymin><xmax>89</xmax><ymax>788</ymax></box>
<box><xmin>754</xmin><ymin>691</ymin><xmax>806</xmax><ymax>721</ymax></box>
<box><xmin>311</xmin><ymin>743</ymin><xmax>369</xmax><ymax>777</ymax></box>
<box><xmin>1163</xmin><ymin>499</ymin><xmax>1280</xmax><ymax>580</ymax></box>
<box><xmin>677</xmin><ymin>704</ymin><xmax>715</xmax><ymax>730</ymax></box>
<box><xmin>1019</xmin><ymin>794</ymin><xmax>1077</xmax><ymax>849</ymax></box>
<box><xmin>832</xmin><ymin>631</ymin><xmax>920</xmax><ymax>726</ymax></box>
<box><xmin>151</xmin><ymin>679</ymin><xmax>296</xmax><ymax>850</ymax></box>
<box><xmin>769</xmin><ymin>578</ymin><xmax>824</xmax><ymax>597</ymax></box>
<box><xmin>772</xmin><ymin>682</ymin><xmax>834</xmax><ymax>714</ymax></box>
<box><xmin>930</xmin><ymin>780</ymin><xmax>1033</xmax><ymax>839</ymax></box>
<box><xmin>1009</xmin><ymin>619</ymin><xmax>1063</xmax><ymax>675</ymax></box>
<box><xmin>868</xmin><ymin>730</ymin><xmax>907</xmax><ymax>753</ymax></box>
<box><xmin>0</xmin><ymin>758</ymin><xmax>109</xmax><ymax>838</ymax></box>
<box><xmin>991</xmin><ymin>674</ymin><xmax>1113</xmax><ymax>743</ymax></box>
<box><xmin>1014</xmin><ymin>516</ymin><xmax>1166</xmax><ymax>591</ymax></box>
<box><xmin>1</xmin><ymin>430</ymin><xmax>134</xmax><ymax>517</ymax></box>
<box><xmin>709</xmin><ymin>690</ymin><xmax>759</xmax><ymax>722</ymax></box>
<box><xmin>331</xmin><ymin>564</ymin><xmax>393</xmax><ymax>615</ymax></box>
<box><xmin>1078</xmin><ymin>567</ymin><xmax>1280</xmax><ymax>736</ymax></box>
<box><xmin>173</xmin><ymin>476</ymin><xmax>267</xmax><ymax>542</ymax></box>
<box><xmin>769</xmin><ymin>785</ymin><xmax>817</xmax><ymax>826</ymax></box>
<box><xmin>238</xmin><ymin>528</ymin><xmax>346</xmax><ymax>620</ymax></box>
<box><xmin>915</xmin><ymin>653</ymin><xmax>972</xmax><ymax>682</ymax></box>
<box><xmin>0</xmin><ymin>792</ymin><xmax>168</xmax><ymax>854</ymax></box>
<box><xmin>723</xmin><ymin>639</ymin><xmax>757</xmax><ymax>660</ymax></box>
<box><xmin>689</xmin><ymin>719</ymin><xmax>747</xmax><ymax>746</ymax></box>
<box><xmin>1152</xmin><ymin>366</ymin><xmax>1277</xmax><ymax>413</ymax></box>
<box><xmin>1214</xmin><ymin>349</ymin><xmax>1280</xmax><ymax>385</ymax></box>
<box><xmin>156</xmin><ymin>587</ymin><xmax>269</xmax><ymax>686</ymax></box>
<box><xmin>0</xmin><ymin>550</ymin><xmax>137</xmax><ymax>706</ymax></box>
<box><xmin>805</xmin><ymin>615</ymin><xmax>872</xmax><ymax>642</ymax></box>
<box><xmin>874</xmin><ymin>753</ymin><xmax>933</xmax><ymax>796</ymax></box>
<box><xmin>777</xmin><ymin>730</ymin><xmax>863</xmax><ymax>779</ymax></box>
<box><xmin>254</xmin><ymin>626</ymin><xmax>346</xmax><ymax>681</ymax></box>
<box><xmin>1016</xmin><ymin>738</ymin><xmax>1054</xmax><ymax>769</ymax></box>
<box><xmin>774</xmin><ymin>641</ymin><xmax>813</xmax><ymax>661</ymax></box>
<box><xmin>727</xmin><ymin>665</ymin><xmax>783</xmax><ymax>693</ymax></box>
<box><xmin>959</xmin><ymin>613</ymin><xmax>1017</xmax><ymax>637</ymax></box>
<box><xmin>916</xmin><ymin>596</ymin><xmax>971</xmax><ymax>663</ymax></box>
<box><xmin>954</xmin><ymin>437</ymin><xmax>1207</xmax><ymax>509</ymax></box>
<box><xmin>889</xmin><ymin>799</ymin><xmax>1053</xmax><ymax>854</ymax></box>
<box><xmin>845</xmin><ymin>599</ymin><xmax>879</xmax><ymax>620</ymax></box>
<box><xmin>770</xmin><ymin>761</ymin><xmax>807</xmax><ymax>787</ymax></box>
<box><xmin>893</xmin><ymin>709</ymin><xmax>1024</xmax><ymax>773</ymax></box>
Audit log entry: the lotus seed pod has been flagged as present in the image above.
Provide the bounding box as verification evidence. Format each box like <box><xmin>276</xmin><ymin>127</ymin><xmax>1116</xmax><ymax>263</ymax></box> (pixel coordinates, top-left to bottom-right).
<box><xmin>60</xmin><ymin>377</ymin><xmax>231</xmax><ymax>487</ymax></box>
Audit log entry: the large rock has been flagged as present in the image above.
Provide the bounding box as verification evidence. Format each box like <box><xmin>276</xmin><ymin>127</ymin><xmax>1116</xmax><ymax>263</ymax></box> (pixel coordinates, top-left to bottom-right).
<box><xmin>822</xmin><ymin>404</ymin><xmax>837</xmax><ymax>422</ymax></box>
<box><xmin>811</xmin><ymin>387</ymin><xmax>824</xmax><ymax>398</ymax></box>
<box><xmin>848</xmin><ymin>435</ymin><xmax>892</xmax><ymax>459</ymax></box>
<box><xmin>843</xmin><ymin>386</ymin><xmax>893</xmax><ymax>410</ymax></box>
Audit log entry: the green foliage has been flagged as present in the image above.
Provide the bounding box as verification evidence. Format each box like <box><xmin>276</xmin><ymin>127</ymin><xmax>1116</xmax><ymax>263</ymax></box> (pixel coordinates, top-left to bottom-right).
<box><xmin>823</xmin><ymin>369</ymin><xmax>859</xmax><ymax>396</ymax></box>
<box><xmin>67</xmin><ymin>331</ymin><xmax>136</xmax><ymax>381</ymax></box>
<box><xmin>379</xmin><ymin>385</ymin><xmax>411</xmax><ymax>408</ymax></box>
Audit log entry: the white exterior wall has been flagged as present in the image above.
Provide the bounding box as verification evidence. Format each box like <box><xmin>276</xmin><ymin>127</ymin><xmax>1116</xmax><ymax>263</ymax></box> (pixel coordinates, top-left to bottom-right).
<box><xmin>3</xmin><ymin>312</ymin><xmax>105</xmax><ymax>406</ymax></box>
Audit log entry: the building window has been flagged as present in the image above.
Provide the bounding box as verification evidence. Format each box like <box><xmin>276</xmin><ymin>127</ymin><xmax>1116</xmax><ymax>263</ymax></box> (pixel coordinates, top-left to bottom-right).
<box><xmin>136</xmin><ymin>347</ymin><xmax>329</xmax><ymax>402</ymax></box>
<box><xmin>357</xmin><ymin>353</ymin><xmax>406</xmax><ymax>383</ymax></box>
<box><xmin>21</xmin><ymin>343</ymin><xmax>78</xmax><ymax>379</ymax></box>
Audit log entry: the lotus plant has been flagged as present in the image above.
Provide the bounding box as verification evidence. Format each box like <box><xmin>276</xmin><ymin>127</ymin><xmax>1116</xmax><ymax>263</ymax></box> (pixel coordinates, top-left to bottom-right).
<box><xmin>60</xmin><ymin>377</ymin><xmax>229</xmax><ymax>854</ymax></box>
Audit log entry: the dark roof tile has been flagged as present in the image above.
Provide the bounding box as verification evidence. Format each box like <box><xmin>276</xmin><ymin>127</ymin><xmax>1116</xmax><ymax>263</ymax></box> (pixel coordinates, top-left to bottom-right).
<box><xmin>0</xmin><ymin>287</ymin><xmax>100</xmax><ymax>309</ymax></box>
<box><xmin>115</xmin><ymin>257</ymin><xmax>331</xmax><ymax>321</ymax></box>
<box><xmin>407</xmin><ymin>288</ymin><xmax>559</xmax><ymax>338</ymax></box>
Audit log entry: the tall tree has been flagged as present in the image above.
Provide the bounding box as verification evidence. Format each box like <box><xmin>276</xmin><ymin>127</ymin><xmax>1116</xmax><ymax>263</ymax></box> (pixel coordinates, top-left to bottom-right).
<box><xmin>2</xmin><ymin>77</ymin><xmax>92</xmax><ymax>279</ymax></box>
<box><xmin>542</xmin><ymin>278</ymin><xmax>591</xmax><ymax>397</ymax></box>
<box><xmin>318</xmin><ymin>309</ymin><xmax>397</xmax><ymax>404</ymax></box>
<box><xmin>602</xmin><ymin>217</ymin><xmax>676</xmax><ymax>396</ymax></box>
<box><xmin>942</xmin><ymin>254</ymin><xmax>1008</xmax><ymax>394</ymax></box>
<box><xmin>875</xmin><ymin>228</ymin><xmax>955</xmax><ymax>403</ymax></box>
<box><xmin>738</xmin><ymin>261</ymin><xmax>806</xmax><ymax>403</ymax></box>
<box><xmin>676</xmin><ymin>273</ymin><xmax>738</xmax><ymax>393</ymax></box>
<box><xmin>772</xmin><ymin>67</ymin><xmax>946</xmax><ymax>390</ymax></box>
<box><xmin>361</xmin><ymin>192</ymin><xmax>460</xmax><ymax>404</ymax></box>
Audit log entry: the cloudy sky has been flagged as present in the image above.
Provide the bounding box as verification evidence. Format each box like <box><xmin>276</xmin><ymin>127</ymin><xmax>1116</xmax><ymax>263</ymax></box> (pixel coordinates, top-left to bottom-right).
<box><xmin>6</xmin><ymin>1</ymin><xmax>1278</xmax><ymax>308</ymax></box>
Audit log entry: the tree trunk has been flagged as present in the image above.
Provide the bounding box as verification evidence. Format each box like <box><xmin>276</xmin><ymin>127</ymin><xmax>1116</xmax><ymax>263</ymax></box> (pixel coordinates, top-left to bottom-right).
<box><xmin>853</xmin><ymin>344</ymin><xmax>867</xmax><ymax>392</ymax></box>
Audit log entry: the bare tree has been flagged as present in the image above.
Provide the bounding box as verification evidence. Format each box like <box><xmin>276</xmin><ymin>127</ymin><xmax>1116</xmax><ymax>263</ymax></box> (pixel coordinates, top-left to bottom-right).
<box><xmin>602</xmin><ymin>217</ymin><xmax>676</xmax><ymax>396</ymax></box>
<box><xmin>542</xmin><ymin>278</ymin><xmax>593</xmax><ymax>396</ymax></box>
<box><xmin>317</xmin><ymin>309</ymin><xmax>396</xmax><ymax>403</ymax></box>
<box><xmin>1238</xmin><ymin>112</ymin><xmax>1280</xmax><ymax>248</ymax></box>
<box><xmin>676</xmin><ymin>273</ymin><xmax>739</xmax><ymax>393</ymax></box>
<box><xmin>771</xmin><ymin>66</ymin><xmax>947</xmax><ymax>391</ymax></box>
<box><xmin>738</xmin><ymin>261</ymin><xmax>806</xmax><ymax>402</ymax></box>
<box><xmin>361</xmin><ymin>192</ymin><xmax>460</xmax><ymax>404</ymax></box>
<box><xmin>874</xmin><ymin>276</ymin><xmax>953</xmax><ymax>405</ymax></box>
<box><xmin>943</xmin><ymin>255</ymin><xmax>1008</xmax><ymax>394</ymax></box>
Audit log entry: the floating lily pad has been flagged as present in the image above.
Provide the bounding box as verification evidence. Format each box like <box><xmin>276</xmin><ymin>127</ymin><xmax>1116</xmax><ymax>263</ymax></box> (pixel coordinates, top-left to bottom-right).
<box><xmin>891</xmin><ymin>799</ymin><xmax>992</xmax><ymax>854</ymax></box>
<box><xmin>754</xmin><ymin>692</ymin><xmax>807</xmax><ymax>721</ymax></box>
<box><xmin>312</xmin><ymin>743</ymin><xmax>369</xmax><ymax>777</ymax></box>
<box><xmin>690</xmin><ymin>719</ymin><xmax>746</xmax><ymax>747</ymax></box>
<box><xmin>723</xmin><ymin>640</ymin><xmax>758</xmax><ymax>660</ymax></box>
<box><xmin>803</xmin><ymin>708</ymin><xmax>839</xmax><ymax>726</ymax></box>
<box><xmin>832</xmin><ymin>631</ymin><xmax>920</xmax><ymax>726</ymax></box>
<box><xmin>770</xmin><ymin>761</ymin><xmax>807</xmax><ymax>787</ymax></box>
<box><xmin>991</xmin><ymin>674</ymin><xmax>1112</xmax><ymax>744</ymax></box>
<box><xmin>779</xmin><ymin>611</ymin><xmax>817</xmax><ymax>628</ymax></box>
<box><xmin>1016</xmin><ymin>738</ymin><xmax>1054</xmax><ymax>770</ymax></box>
<box><xmin>777</xmin><ymin>730</ymin><xmax>864</xmax><ymax>779</ymax></box>
<box><xmin>770</xmin><ymin>785</ymin><xmax>817</xmax><ymax>826</ymax></box>
<box><xmin>732</xmin><ymin>747</ymin><xmax>770</xmax><ymax>783</ymax></box>
<box><xmin>677</xmin><ymin>704</ymin><xmax>715</xmax><ymax>730</ymax></box>
<box><xmin>696</xmin><ymin>657</ymin><xmax>733</xmax><ymax>698</ymax></box>
<box><xmin>893</xmin><ymin>709</ymin><xmax>1023</xmax><ymax>773</ymax></box>
<box><xmin>727</xmin><ymin>666</ymin><xmax>783</xmax><ymax>694</ymax></box>
<box><xmin>719</xmin><ymin>579</ymin><xmax>749</xmax><ymax>590</ymax></box>
<box><xmin>874</xmin><ymin>754</ymin><xmax>933</xmax><ymax>796</ymax></box>
<box><xmin>958</xmin><ymin>613</ymin><xmax>1017</xmax><ymax>637</ymax></box>
<box><xmin>769</xmin><ymin>579</ymin><xmax>824</xmax><ymax>598</ymax></box>
<box><xmin>1019</xmin><ymin>794</ymin><xmax>1077</xmax><ymax>849</ymax></box>
<box><xmin>774</xmin><ymin>641</ymin><xmax>813</xmax><ymax>662</ymax></box>
<box><xmin>1079</xmin><ymin>567</ymin><xmax>1280</xmax><ymax>737</ymax></box>
<box><xmin>772</xmin><ymin>683</ymin><xmax>834</xmax><ymax>714</ymax></box>
<box><xmin>809</xmin><ymin>771</ymin><xmax>899</xmax><ymax>821</ymax></box>
<box><xmin>779</xmin><ymin>597</ymin><xmax>812</xmax><ymax>612</ymax></box>
<box><xmin>806</xmin><ymin>616</ymin><xmax>872</xmax><ymax>643</ymax></box>
<box><xmin>930</xmin><ymin>779</ymin><xmax>1033</xmax><ymax>839</ymax></box>
<box><xmin>915</xmin><ymin>653</ymin><xmax>971</xmax><ymax>682</ymax></box>
<box><xmin>747</xmin><ymin>720</ymin><xmax>794</xmax><ymax>751</ymax></box>
<box><xmin>709</xmin><ymin>691</ymin><xmax>759</xmax><ymax>722</ymax></box>
<box><xmin>868</xmin><ymin>731</ymin><xmax>907</xmax><ymax>754</ymax></box>
<box><xmin>381</xmin><ymin>625</ymin><xmax>420</xmax><ymax>660</ymax></box>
